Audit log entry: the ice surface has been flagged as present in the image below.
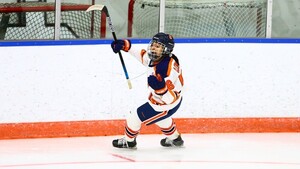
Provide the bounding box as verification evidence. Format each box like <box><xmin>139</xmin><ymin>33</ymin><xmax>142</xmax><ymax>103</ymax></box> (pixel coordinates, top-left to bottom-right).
<box><xmin>1</xmin><ymin>133</ymin><xmax>300</xmax><ymax>169</ymax></box>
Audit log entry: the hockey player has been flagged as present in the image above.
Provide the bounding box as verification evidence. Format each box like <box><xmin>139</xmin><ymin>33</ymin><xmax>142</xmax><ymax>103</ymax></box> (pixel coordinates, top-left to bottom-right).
<box><xmin>110</xmin><ymin>32</ymin><xmax>184</xmax><ymax>148</ymax></box>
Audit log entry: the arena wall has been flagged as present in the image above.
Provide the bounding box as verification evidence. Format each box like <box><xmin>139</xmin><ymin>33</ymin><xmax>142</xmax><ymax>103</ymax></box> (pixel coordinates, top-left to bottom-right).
<box><xmin>0</xmin><ymin>40</ymin><xmax>299</xmax><ymax>139</ymax></box>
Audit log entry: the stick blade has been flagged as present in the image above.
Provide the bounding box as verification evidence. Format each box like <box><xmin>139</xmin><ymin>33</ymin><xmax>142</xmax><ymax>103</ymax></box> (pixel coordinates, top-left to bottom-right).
<box><xmin>86</xmin><ymin>4</ymin><xmax>105</xmax><ymax>12</ymax></box>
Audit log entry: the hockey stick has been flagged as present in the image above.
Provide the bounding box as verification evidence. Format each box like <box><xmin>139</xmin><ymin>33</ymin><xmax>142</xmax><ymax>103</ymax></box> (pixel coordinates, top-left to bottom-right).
<box><xmin>86</xmin><ymin>5</ymin><xmax>132</xmax><ymax>89</ymax></box>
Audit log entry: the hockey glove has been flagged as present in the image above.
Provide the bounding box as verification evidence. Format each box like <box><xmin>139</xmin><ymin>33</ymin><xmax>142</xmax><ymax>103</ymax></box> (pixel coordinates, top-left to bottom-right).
<box><xmin>148</xmin><ymin>75</ymin><xmax>166</xmax><ymax>92</ymax></box>
<box><xmin>111</xmin><ymin>39</ymin><xmax>131</xmax><ymax>53</ymax></box>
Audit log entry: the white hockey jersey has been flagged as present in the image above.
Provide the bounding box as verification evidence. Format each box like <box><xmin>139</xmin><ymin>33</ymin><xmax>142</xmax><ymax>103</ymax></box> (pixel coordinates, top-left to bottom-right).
<box><xmin>128</xmin><ymin>46</ymin><xmax>184</xmax><ymax>111</ymax></box>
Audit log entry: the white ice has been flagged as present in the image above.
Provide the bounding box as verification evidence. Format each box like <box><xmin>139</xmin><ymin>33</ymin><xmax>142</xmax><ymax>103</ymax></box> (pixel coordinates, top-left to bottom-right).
<box><xmin>1</xmin><ymin>133</ymin><xmax>300</xmax><ymax>169</ymax></box>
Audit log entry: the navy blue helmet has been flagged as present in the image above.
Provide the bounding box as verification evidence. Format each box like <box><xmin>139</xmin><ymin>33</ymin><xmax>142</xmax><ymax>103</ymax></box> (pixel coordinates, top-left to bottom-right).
<box><xmin>152</xmin><ymin>32</ymin><xmax>174</xmax><ymax>54</ymax></box>
<box><xmin>147</xmin><ymin>32</ymin><xmax>175</xmax><ymax>63</ymax></box>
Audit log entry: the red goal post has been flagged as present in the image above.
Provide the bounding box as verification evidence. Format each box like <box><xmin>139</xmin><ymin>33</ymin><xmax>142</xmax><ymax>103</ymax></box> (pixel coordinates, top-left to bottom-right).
<box><xmin>0</xmin><ymin>2</ymin><xmax>107</xmax><ymax>40</ymax></box>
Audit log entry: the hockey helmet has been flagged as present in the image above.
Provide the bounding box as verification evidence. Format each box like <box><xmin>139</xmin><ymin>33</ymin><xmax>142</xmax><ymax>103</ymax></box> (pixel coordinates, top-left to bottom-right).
<box><xmin>147</xmin><ymin>32</ymin><xmax>175</xmax><ymax>62</ymax></box>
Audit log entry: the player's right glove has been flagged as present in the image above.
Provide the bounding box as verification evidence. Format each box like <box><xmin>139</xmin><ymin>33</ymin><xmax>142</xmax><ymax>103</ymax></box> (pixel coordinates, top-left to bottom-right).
<box><xmin>111</xmin><ymin>39</ymin><xmax>131</xmax><ymax>53</ymax></box>
<box><xmin>148</xmin><ymin>75</ymin><xmax>167</xmax><ymax>95</ymax></box>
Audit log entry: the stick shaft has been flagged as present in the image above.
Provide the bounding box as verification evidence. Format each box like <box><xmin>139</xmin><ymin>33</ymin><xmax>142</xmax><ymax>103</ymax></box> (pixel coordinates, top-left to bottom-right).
<box><xmin>87</xmin><ymin>5</ymin><xmax>132</xmax><ymax>89</ymax></box>
<box><xmin>110</xmin><ymin>25</ymin><xmax>132</xmax><ymax>89</ymax></box>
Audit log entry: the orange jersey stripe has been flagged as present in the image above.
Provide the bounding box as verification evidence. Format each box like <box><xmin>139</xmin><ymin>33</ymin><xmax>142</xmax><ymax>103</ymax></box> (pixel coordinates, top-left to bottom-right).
<box><xmin>143</xmin><ymin>111</ymin><xmax>168</xmax><ymax>125</ymax></box>
<box><xmin>179</xmin><ymin>72</ymin><xmax>184</xmax><ymax>86</ymax></box>
<box><xmin>166</xmin><ymin>58</ymin><xmax>173</xmax><ymax>76</ymax></box>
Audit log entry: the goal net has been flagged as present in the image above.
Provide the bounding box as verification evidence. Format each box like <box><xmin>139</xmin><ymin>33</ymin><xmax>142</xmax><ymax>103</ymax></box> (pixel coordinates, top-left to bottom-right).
<box><xmin>128</xmin><ymin>0</ymin><xmax>268</xmax><ymax>38</ymax></box>
<box><xmin>0</xmin><ymin>2</ymin><xmax>105</xmax><ymax>40</ymax></box>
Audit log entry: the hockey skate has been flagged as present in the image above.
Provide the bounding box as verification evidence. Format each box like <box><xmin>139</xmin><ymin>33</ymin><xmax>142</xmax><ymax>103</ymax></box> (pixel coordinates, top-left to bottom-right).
<box><xmin>160</xmin><ymin>135</ymin><xmax>184</xmax><ymax>147</ymax></box>
<box><xmin>112</xmin><ymin>137</ymin><xmax>137</xmax><ymax>149</ymax></box>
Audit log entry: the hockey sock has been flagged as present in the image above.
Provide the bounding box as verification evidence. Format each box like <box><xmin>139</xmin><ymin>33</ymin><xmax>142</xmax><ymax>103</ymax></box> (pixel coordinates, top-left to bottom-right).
<box><xmin>156</xmin><ymin>118</ymin><xmax>179</xmax><ymax>140</ymax></box>
<box><xmin>124</xmin><ymin>111</ymin><xmax>142</xmax><ymax>142</ymax></box>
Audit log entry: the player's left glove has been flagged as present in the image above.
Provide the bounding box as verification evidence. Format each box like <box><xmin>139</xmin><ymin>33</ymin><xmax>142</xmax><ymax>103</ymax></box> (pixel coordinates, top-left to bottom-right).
<box><xmin>148</xmin><ymin>75</ymin><xmax>166</xmax><ymax>92</ymax></box>
<box><xmin>111</xmin><ymin>39</ymin><xmax>131</xmax><ymax>53</ymax></box>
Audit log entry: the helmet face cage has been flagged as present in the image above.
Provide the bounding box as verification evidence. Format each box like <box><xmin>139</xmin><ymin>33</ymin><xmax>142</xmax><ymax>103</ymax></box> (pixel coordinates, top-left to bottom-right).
<box><xmin>147</xmin><ymin>40</ymin><xmax>166</xmax><ymax>62</ymax></box>
<box><xmin>147</xmin><ymin>32</ymin><xmax>174</xmax><ymax>62</ymax></box>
